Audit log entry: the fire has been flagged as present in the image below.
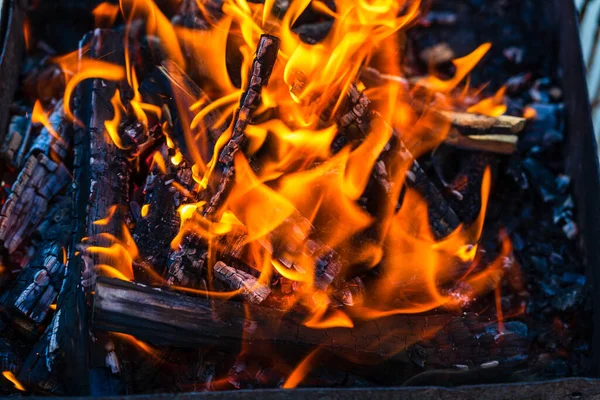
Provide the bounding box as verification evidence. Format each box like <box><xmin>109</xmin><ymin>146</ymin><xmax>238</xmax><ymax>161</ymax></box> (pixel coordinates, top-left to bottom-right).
<box><xmin>282</xmin><ymin>348</ymin><xmax>320</xmax><ymax>389</ymax></box>
<box><xmin>2</xmin><ymin>371</ymin><xmax>25</xmax><ymax>392</ymax></box>
<box><xmin>93</xmin><ymin>2</ymin><xmax>121</xmax><ymax>28</ymax></box>
<box><xmin>49</xmin><ymin>0</ymin><xmax>522</xmax><ymax>383</ymax></box>
<box><xmin>468</xmin><ymin>86</ymin><xmax>507</xmax><ymax>117</ymax></box>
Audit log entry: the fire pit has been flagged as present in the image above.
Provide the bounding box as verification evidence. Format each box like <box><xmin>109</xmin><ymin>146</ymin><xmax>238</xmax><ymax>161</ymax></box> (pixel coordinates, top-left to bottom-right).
<box><xmin>0</xmin><ymin>0</ymin><xmax>599</xmax><ymax>397</ymax></box>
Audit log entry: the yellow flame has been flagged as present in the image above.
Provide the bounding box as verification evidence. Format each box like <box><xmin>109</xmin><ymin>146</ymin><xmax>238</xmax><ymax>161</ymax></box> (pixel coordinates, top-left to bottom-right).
<box><xmin>2</xmin><ymin>371</ymin><xmax>25</xmax><ymax>392</ymax></box>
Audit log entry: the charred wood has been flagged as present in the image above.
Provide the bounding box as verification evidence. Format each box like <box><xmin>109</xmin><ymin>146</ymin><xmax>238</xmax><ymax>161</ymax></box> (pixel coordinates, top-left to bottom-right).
<box><xmin>26</xmin><ymin>99</ymin><xmax>71</xmax><ymax>162</ymax></box>
<box><xmin>93</xmin><ymin>278</ymin><xmax>528</xmax><ymax>370</ymax></box>
<box><xmin>0</xmin><ymin>195</ymin><xmax>71</xmax><ymax>333</ymax></box>
<box><xmin>0</xmin><ymin>114</ymin><xmax>31</xmax><ymax>168</ymax></box>
<box><xmin>204</xmin><ymin>34</ymin><xmax>280</xmax><ymax>218</ymax></box>
<box><xmin>213</xmin><ymin>261</ymin><xmax>270</xmax><ymax>304</ymax></box>
<box><xmin>17</xmin><ymin>327</ymin><xmax>61</xmax><ymax>394</ymax></box>
<box><xmin>0</xmin><ymin>153</ymin><xmax>70</xmax><ymax>253</ymax></box>
<box><xmin>338</xmin><ymin>84</ymin><xmax>460</xmax><ymax>239</ymax></box>
<box><xmin>52</xmin><ymin>29</ymin><xmax>129</xmax><ymax>396</ymax></box>
<box><xmin>134</xmin><ymin>144</ymin><xmax>196</xmax><ymax>276</ymax></box>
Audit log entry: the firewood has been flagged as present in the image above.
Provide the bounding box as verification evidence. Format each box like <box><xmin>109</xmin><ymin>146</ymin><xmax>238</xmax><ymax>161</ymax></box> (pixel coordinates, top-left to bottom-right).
<box><xmin>0</xmin><ymin>153</ymin><xmax>70</xmax><ymax>253</ymax></box>
<box><xmin>438</xmin><ymin>111</ymin><xmax>526</xmax><ymax>135</ymax></box>
<box><xmin>51</xmin><ymin>29</ymin><xmax>129</xmax><ymax>396</ymax></box>
<box><xmin>93</xmin><ymin>277</ymin><xmax>528</xmax><ymax>370</ymax></box>
<box><xmin>133</xmin><ymin>144</ymin><xmax>196</xmax><ymax>276</ymax></box>
<box><xmin>0</xmin><ymin>114</ymin><xmax>30</xmax><ymax>167</ymax></box>
<box><xmin>204</xmin><ymin>33</ymin><xmax>280</xmax><ymax>218</ymax></box>
<box><xmin>445</xmin><ymin>128</ymin><xmax>518</xmax><ymax>154</ymax></box>
<box><xmin>213</xmin><ymin>261</ymin><xmax>271</xmax><ymax>304</ymax></box>
<box><xmin>26</xmin><ymin>99</ymin><xmax>71</xmax><ymax>162</ymax></box>
<box><xmin>338</xmin><ymin>84</ymin><xmax>461</xmax><ymax>239</ymax></box>
<box><xmin>18</xmin><ymin>327</ymin><xmax>61</xmax><ymax>394</ymax></box>
<box><xmin>0</xmin><ymin>195</ymin><xmax>71</xmax><ymax>332</ymax></box>
<box><xmin>0</xmin><ymin>0</ymin><xmax>25</xmax><ymax>153</ymax></box>
<box><xmin>166</xmin><ymin>35</ymin><xmax>280</xmax><ymax>288</ymax></box>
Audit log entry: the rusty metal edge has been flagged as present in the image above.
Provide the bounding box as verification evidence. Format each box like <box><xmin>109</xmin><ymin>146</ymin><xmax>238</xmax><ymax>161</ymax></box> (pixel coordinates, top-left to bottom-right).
<box><xmin>0</xmin><ymin>0</ymin><xmax>25</xmax><ymax>158</ymax></box>
<box><xmin>24</xmin><ymin>378</ymin><xmax>600</xmax><ymax>400</ymax></box>
<box><xmin>555</xmin><ymin>0</ymin><xmax>600</xmax><ymax>378</ymax></box>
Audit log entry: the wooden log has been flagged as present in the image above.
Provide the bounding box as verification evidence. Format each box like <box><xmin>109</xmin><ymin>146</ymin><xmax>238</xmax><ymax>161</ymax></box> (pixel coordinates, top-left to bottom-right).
<box><xmin>0</xmin><ymin>153</ymin><xmax>70</xmax><ymax>253</ymax></box>
<box><xmin>133</xmin><ymin>144</ymin><xmax>195</xmax><ymax>276</ymax></box>
<box><xmin>93</xmin><ymin>278</ymin><xmax>528</xmax><ymax>369</ymax></box>
<box><xmin>438</xmin><ymin>111</ymin><xmax>526</xmax><ymax>136</ymax></box>
<box><xmin>51</xmin><ymin>29</ymin><xmax>129</xmax><ymax>396</ymax></box>
<box><xmin>0</xmin><ymin>0</ymin><xmax>25</xmax><ymax>148</ymax></box>
<box><xmin>338</xmin><ymin>84</ymin><xmax>461</xmax><ymax>239</ymax></box>
<box><xmin>0</xmin><ymin>195</ymin><xmax>71</xmax><ymax>333</ymax></box>
<box><xmin>0</xmin><ymin>114</ymin><xmax>31</xmax><ymax>167</ymax></box>
<box><xmin>17</xmin><ymin>326</ymin><xmax>61</xmax><ymax>394</ymax></box>
<box><xmin>26</xmin><ymin>99</ymin><xmax>71</xmax><ymax>162</ymax></box>
<box><xmin>444</xmin><ymin>129</ymin><xmax>518</xmax><ymax>155</ymax></box>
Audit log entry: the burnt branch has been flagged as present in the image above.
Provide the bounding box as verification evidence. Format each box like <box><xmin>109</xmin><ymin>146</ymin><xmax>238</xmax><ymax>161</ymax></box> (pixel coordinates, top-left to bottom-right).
<box><xmin>93</xmin><ymin>277</ymin><xmax>528</xmax><ymax>370</ymax></box>
<box><xmin>203</xmin><ymin>34</ymin><xmax>280</xmax><ymax>218</ymax></box>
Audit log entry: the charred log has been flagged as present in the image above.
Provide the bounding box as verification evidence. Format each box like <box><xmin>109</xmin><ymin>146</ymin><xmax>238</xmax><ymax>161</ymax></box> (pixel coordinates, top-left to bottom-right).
<box><xmin>204</xmin><ymin>33</ymin><xmax>280</xmax><ymax>218</ymax></box>
<box><xmin>93</xmin><ymin>278</ymin><xmax>528</xmax><ymax>370</ymax></box>
<box><xmin>0</xmin><ymin>153</ymin><xmax>70</xmax><ymax>253</ymax></box>
<box><xmin>51</xmin><ymin>29</ymin><xmax>130</xmax><ymax>396</ymax></box>
<box><xmin>0</xmin><ymin>195</ymin><xmax>71</xmax><ymax>334</ymax></box>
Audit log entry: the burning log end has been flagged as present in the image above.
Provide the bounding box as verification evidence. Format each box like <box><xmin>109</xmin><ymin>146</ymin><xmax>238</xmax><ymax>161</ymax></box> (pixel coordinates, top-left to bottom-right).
<box><xmin>439</xmin><ymin>111</ymin><xmax>526</xmax><ymax>135</ymax></box>
<box><xmin>213</xmin><ymin>261</ymin><xmax>271</xmax><ymax>304</ymax></box>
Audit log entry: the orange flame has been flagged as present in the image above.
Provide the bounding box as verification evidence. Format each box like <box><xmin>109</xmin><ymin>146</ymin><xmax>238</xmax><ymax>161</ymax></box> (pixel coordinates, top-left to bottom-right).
<box><xmin>2</xmin><ymin>371</ymin><xmax>25</xmax><ymax>392</ymax></box>
<box><xmin>467</xmin><ymin>86</ymin><xmax>507</xmax><ymax>117</ymax></box>
<box><xmin>93</xmin><ymin>2</ymin><xmax>120</xmax><ymax>27</ymax></box>
<box><xmin>282</xmin><ymin>348</ymin><xmax>320</xmax><ymax>389</ymax></box>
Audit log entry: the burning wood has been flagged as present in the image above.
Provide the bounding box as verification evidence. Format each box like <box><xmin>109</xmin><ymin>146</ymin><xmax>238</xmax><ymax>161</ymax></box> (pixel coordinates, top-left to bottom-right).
<box><xmin>93</xmin><ymin>277</ymin><xmax>528</xmax><ymax>369</ymax></box>
<box><xmin>0</xmin><ymin>0</ymin><xmax>588</xmax><ymax>394</ymax></box>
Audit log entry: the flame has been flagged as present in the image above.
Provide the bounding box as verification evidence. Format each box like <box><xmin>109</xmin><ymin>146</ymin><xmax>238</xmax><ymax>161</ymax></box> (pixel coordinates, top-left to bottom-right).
<box><xmin>283</xmin><ymin>348</ymin><xmax>320</xmax><ymax>389</ymax></box>
<box><xmin>23</xmin><ymin>18</ymin><xmax>32</xmax><ymax>52</ymax></box>
<box><xmin>93</xmin><ymin>2</ymin><xmax>120</xmax><ymax>27</ymax></box>
<box><xmin>523</xmin><ymin>106</ymin><xmax>537</xmax><ymax>120</ymax></box>
<box><xmin>2</xmin><ymin>371</ymin><xmax>25</xmax><ymax>392</ymax></box>
<box><xmin>32</xmin><ymin>101</ymin><xmax>65</xmax><ymax>145</ymax></box>
<box><xmin>61</xmin><ymin>1</ymin><xmax>519</xmax><ymax>381</ymax></box>
<box><xmin>52</xmin><ymin>55</ymin><xmax>125</xmax><ymax>122</ymax></box>
<box><xmin>467</xmin><ymin>86</ymin><xmax>507</xmax><ymax>117</ymax></box>
<box><xmin>111</xmin><ymin>332</ymin><xmax>164</xmax><ymax>360</ymax></box>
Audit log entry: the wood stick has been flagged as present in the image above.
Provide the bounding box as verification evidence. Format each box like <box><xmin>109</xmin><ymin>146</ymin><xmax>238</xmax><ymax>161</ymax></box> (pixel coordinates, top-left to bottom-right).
<box><xmin>438</xmin><ymin>111</ymin><xmax>526</xmax><ymax>135</ymax></box>
<box><xmin>339</xmin><ymin>84</ymin><xmax>461</xmax><ymax>239</ymax></box>
<box><xmin>204</xmin><ymin>33</ymin><xmax>280</xmax><ymax>218</ymax></box>
<box><xmin>93</xmin><ymin>277</ymin><xmax>528</xmax><ymax>369</ymax></box>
